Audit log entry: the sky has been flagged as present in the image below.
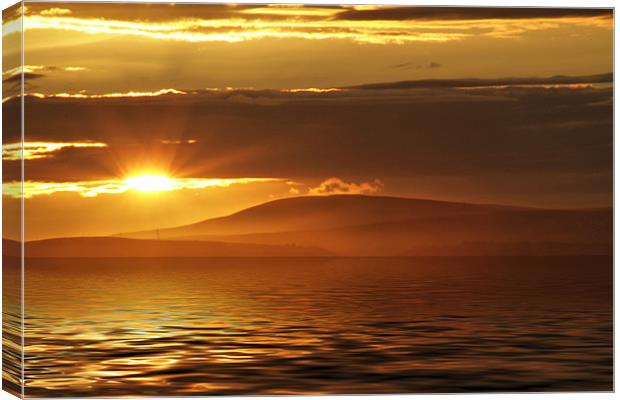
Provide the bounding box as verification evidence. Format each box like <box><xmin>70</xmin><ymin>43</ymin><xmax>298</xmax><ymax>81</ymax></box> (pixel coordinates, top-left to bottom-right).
<box><xmin>1</xmin><ymin>3</ymin><xmax>614</xmax><ymax>240</ymax></box>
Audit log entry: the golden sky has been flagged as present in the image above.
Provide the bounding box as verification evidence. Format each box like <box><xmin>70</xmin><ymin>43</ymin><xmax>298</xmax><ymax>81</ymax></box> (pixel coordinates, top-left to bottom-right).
<box><xmin>2</xmin><ymin>3</ymin><xmax>614</xmax><ymax>240</ymax></box>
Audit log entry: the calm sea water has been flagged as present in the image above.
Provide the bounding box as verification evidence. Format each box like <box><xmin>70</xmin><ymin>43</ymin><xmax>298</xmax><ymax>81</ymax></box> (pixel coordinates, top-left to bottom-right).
<box><xmin>7</xmin><ymin>257</ymin><xmax>614</xmax><ymax>396</ymax></box>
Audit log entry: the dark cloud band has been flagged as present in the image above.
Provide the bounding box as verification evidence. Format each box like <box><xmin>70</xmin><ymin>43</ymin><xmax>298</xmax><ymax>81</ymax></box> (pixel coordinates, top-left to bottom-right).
<box><xmin>335</xmin><ymin>7</ymin><xmax>612</xmax><ymax>21</ymax></box>
<box><xmin>347</xmin><ymin>72</ymin><xmax>613</xmax><ymax>90</ymax></box>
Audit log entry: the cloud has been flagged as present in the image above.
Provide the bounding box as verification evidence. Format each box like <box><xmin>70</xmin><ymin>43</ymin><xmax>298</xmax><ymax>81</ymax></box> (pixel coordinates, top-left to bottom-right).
<box><xmin>40</xmin><ymin>88</ymin><xmax>186</xmax><ymax>99</ymax></box>
<box><xmin>334</xmin><ymin>7</ymin><xmax>612</xmax><ymax>21</ymax></box>
<box><xmin>161</xmin><ymin>139</ymin><xmax>197</xmax><ymax>145</ymax></box>
<box><xmin>4</xmin><ymin>88</ymin><xmax>185</xmax><ymax>103</ymax></box>
<box><xmin>14</xmin><ymin>72</ymin><xmax>601</xmax><ymax>107</ymax></box>
<box><xmin>24</xmin><ymin>4</ymin><xmax>611</xmax><ymax>24</ymax></box>
<box><xmin>6</xmin><ymin>84</ymin><xmax>520</xmax><ymax>110</ymax></box>
<box><xmin>2</xmin><ymin>72</ymin><xmax>44</xmax><ymax>84</ymax></box>
<box><xmin>3</xmin><ymin>177</ymin><xmax>282</xmax><ymax>199</ymax></box>
<box><xmin>2</xmin><ymin>77</ymin><xmax>610</xmax><ymax>207</ymax></box>
<box><xmin>3</xmin><ymin>65</ymin><xmax>85</xmax><ymax>77</ymax></box>
<box><xmin>308</xmin><ymin>177</ymin><xmax>384</xmax><ymax>196</ymax></box>
<box><xmin>14</xmin><ymin>13</ymin><xmax>468</xmax><ymax>45</ymax></box>
<box><xmin>39</xmin><ymin>8</ymin><xmax>72</xmax><ymax>16</ymax></box>
<box><xmin>4</xmin><ymin>4</ymin><xmax>611</xmax><ymax>45</ymax></box>
<box><xmin>64</xmin><ymin>66</ymin><xmax>87</xmax><ymax>72</ymax></box>
<box><xmin>348</xmin><ymin>72</ymin><xmax>613</xmax><ymax>90</ymax></box>
<box><xmin>17</xmin><ymin>71</ymin><xmax>607</xmax><ymax>106</ymax></box>
<box><xmin>2</xmin><ymin>65</ymin><xmax>89</xmax><ymax>87</ymax></box>
<box><xmin>389</xmin><ymin>61</ymin><xmax>443</xmax><ymax>69</ymax></box>
<box><xmin>26</xmin><ymin>3</ymin><xmax>279</xmax><ymax>22</ymax></box>
<box><xmin>2</xmin><ymin>141</ymin><xmax>108</xmax><ymax>161</ymax></box>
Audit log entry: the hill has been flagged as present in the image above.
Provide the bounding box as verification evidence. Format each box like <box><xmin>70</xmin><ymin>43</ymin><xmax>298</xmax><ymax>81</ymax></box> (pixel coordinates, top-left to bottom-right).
<box><xmin>124</xmin><ymin>195</ymin><xmax>526</xmax><ymax>239</ymax></box>
<box><xmin>121</xmin><ymin>195</ymin><xmax>612</xmax><ymax>256</ymax></box>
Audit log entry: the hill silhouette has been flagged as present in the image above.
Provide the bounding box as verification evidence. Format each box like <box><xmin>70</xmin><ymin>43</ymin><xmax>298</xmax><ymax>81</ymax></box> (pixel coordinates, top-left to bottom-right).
<box><xmin>125</xmin><ymin>195</ymin><xmax>526</xmax><ymax>238</ymax></box>
<box><xmin>122</xmin><ymin>195</ymin><xmax>612</xmax><ymax>256</ymax></box>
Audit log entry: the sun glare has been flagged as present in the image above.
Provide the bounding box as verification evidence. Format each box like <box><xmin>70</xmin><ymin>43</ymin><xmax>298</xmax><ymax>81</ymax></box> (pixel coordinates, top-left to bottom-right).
<box><xmin>125</xmin><ymin>174</ymin><xmax>174</xmax><ymax>192</ymax></box>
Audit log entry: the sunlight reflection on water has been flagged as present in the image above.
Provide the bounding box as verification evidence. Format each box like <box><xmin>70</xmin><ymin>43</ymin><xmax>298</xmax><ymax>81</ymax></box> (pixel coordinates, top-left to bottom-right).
<box><xmin>9</xmin><ymin>256</ymin><xmax>612</xmax><ymax>396</ymax></box>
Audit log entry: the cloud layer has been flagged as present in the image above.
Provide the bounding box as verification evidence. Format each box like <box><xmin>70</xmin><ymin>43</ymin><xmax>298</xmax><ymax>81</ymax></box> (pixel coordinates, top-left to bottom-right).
<box><xmin>347</xmin><ymin>73</ymin><xmax>612</xmax><ymax>90</ymax></box>
<box><xmin>308</xmin><ymin>177</ymin><xmax>384</xmax><ymax>195</ymax></box>
<box><xmin>3</xmin><ymin>4</ymin><xmax>612</xmax><ymax>45</ymax></box>
<box><xmin>3</xmin><ymin>177</ymin><xmax>281</xmax><ymax>199</ymax></box>
<box><xmin>334</xmin><ymin>7</ymin><xmax>611</xmax><ymax>21</ymax></box>
<box><xmin>2</xmin><ymin>73</ymin><xmax>611</xmax><ymax>208</ymax></box>
<box><xmin>2</xmin><ymin>141</ymin><xmax>107</xmax><ymax>160</ymax></box>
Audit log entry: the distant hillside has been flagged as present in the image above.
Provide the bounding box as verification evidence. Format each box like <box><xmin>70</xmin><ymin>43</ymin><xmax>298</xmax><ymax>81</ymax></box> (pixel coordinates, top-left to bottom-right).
<box><xmin>15</xmin><ymin>237</ymin><xmax>331</xmax><ymax>258</ymax></box>
<box><xmin>125</xmin><ymin>195</ymin><xmax>525</xmax><ymax>239</ymax></box>
<box><xmin>121</xmin><ymin>195</ymin><xmax>612</xmax><ymax>256</ymax></box>
<box><xmin>171</xmin><ymin>210</ymin><xmax>612</xmax><ymax>256</ymax></box>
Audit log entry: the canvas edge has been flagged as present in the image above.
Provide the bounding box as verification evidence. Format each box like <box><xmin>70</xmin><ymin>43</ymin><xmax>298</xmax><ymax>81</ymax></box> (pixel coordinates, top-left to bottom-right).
<box><xmin>2</xmin><ymin>1</ymin><xmax>24</xmax><ymax>398</ymax></box>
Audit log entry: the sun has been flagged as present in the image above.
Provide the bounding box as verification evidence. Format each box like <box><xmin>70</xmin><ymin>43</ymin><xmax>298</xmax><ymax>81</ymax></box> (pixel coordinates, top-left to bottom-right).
<box><xmin>125</xmin><ymin>174</ymin><xmax>174</xmax><ymax>192</ymax></box>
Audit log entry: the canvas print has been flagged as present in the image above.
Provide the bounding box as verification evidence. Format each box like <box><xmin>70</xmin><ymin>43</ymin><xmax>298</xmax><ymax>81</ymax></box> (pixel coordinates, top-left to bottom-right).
<box><xmin>1</xmin><ymin>2</ymin><xmax>614</xmax><ymax>397</ymax></box>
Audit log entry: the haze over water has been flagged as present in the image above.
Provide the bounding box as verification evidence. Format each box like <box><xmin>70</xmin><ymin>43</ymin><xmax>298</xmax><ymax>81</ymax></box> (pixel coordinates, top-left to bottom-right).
<box><xmin>12</xmin><ymin>256</ymin><xmax>612</xmax><ymax>397</ymax></box>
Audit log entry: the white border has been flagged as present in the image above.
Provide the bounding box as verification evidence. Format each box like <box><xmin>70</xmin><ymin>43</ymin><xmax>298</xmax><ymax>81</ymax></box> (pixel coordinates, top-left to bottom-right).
<box><xmin>0</xmin><ymin>1</ymin><xmax>615</xmax><ymax>399</ymax></box>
